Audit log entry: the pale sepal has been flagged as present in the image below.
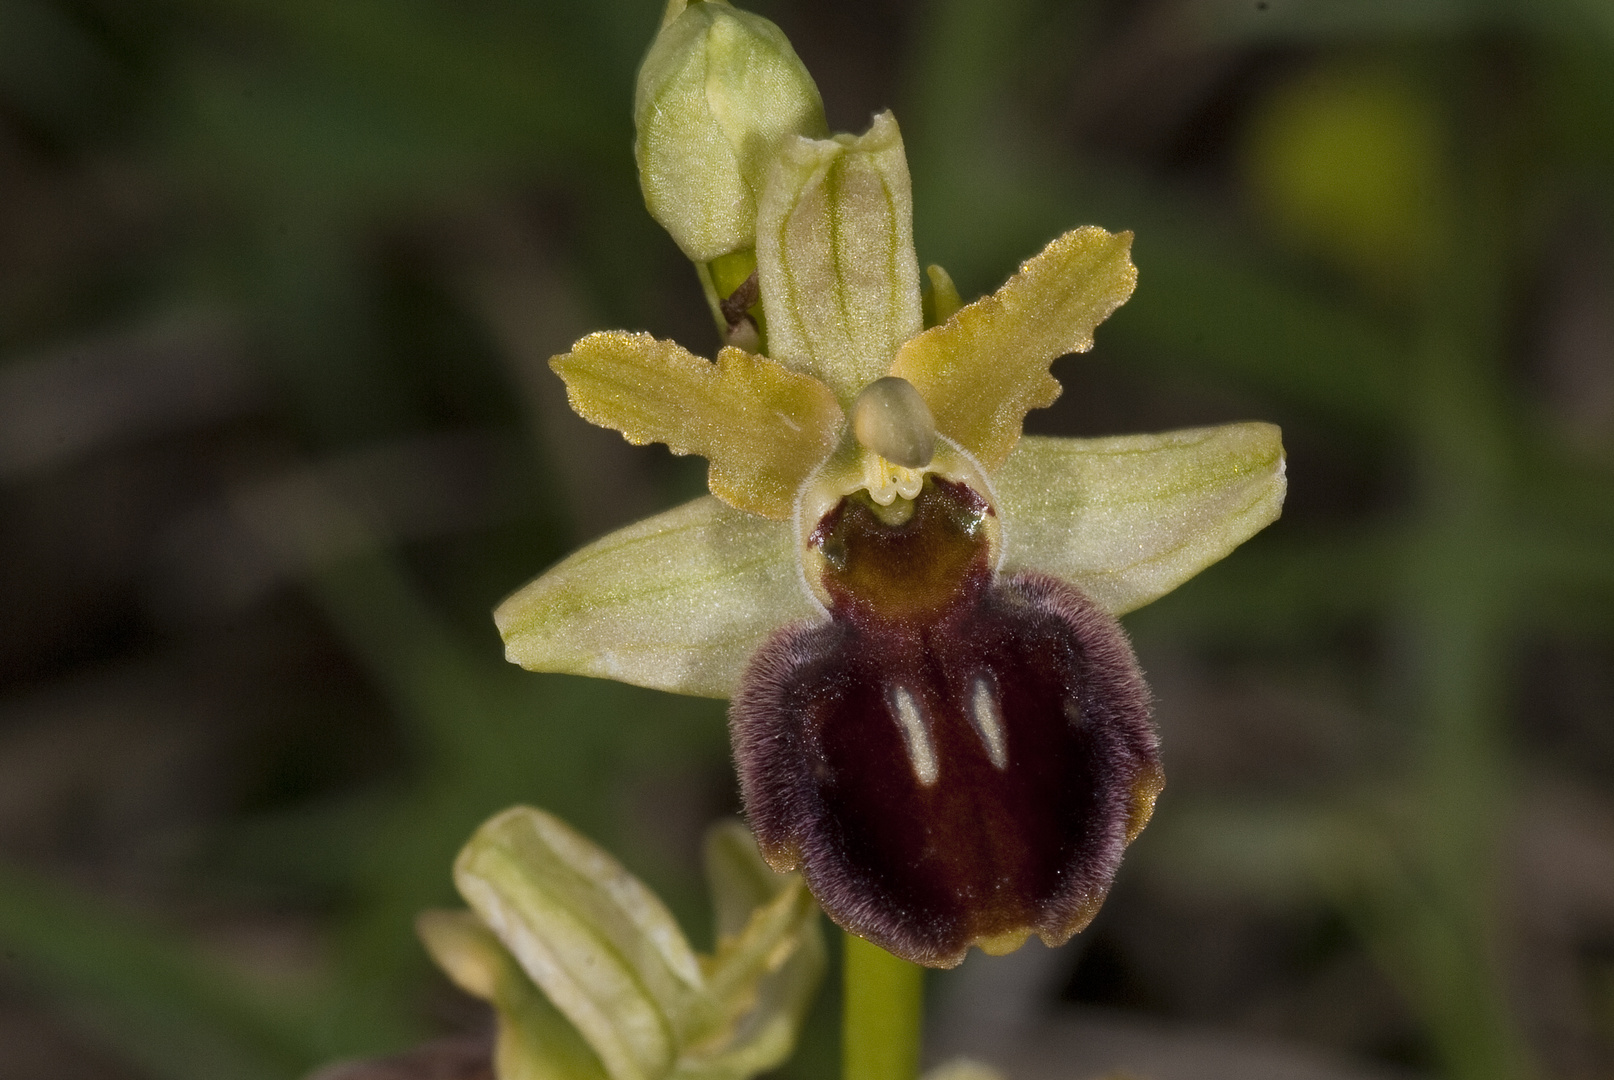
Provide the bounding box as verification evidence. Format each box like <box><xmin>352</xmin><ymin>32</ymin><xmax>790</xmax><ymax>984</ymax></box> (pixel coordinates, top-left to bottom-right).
<box><xmin>494</xmin><ymin>497</ymin><xmax>815</xmax><ymax>699</ymax></box>
<box><xmin>994</xmin><ymin>424</ymin><xmax>1286</xmax><ymax>615</ymax></box>
<box><xmin>450</xmin><ymin>809</ymin><xmax>825</xmax><ymax>1080</ymax></box>
<box><xmin>454</xmin><ymin>808</ymin><xmax>708</xmax><ymax>1080</ymax></box>
<box><xmin>756</xmin><ymin>111</ymin><xmax>923</xmax><ymax>404</ymax></box>
<box><xmin>417</xmin><ymin>908</ymin><xmax>611</xmax><ymax>1080</ymax></box>
<box><xmin>891</xmin><ymin>226</ymin><xmax>1137</xmax><ymax>470</ymax></box>
<box><xmin>682</xmin><ymin>823</ymin><xmax>824</xmax><ymax>1080</ymax></box>
<box><xmin>552</xmin><ymin>332</ymin><xmax>843</xmax><ymax>520</ymax></box>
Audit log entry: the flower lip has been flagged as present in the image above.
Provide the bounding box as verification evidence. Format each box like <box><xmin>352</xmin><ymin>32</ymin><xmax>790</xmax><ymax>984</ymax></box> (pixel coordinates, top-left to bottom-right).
<box><xmin>732</xmin><ymin>549</ymin><xmax>1162</xmax><ymax>968</ymax></box>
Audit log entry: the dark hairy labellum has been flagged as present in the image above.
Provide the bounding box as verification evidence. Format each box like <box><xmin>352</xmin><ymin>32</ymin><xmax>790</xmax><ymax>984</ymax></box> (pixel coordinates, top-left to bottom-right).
<box><xmin>731</xmin><ymin>478</ymin><xmax>1162</xmax><ymax>967</ymax></box>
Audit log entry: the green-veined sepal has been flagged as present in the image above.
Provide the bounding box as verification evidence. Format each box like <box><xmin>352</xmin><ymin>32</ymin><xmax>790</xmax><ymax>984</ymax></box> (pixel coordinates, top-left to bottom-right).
<box><xmin>756</xmin><ymin>111</ymin><xmax>923</xmax><ymax>404</ymax></box>
<box><xmin>441</xmin><ymin>809</ymin><xmax>824</xmax><ymax>1080</ymax></box>
<box><xmin>417</xmin><ymin>909</ymin><xmax>611</xmax><ymax>1080</ymax></box>
<box><xmin>455</xmin><ymin>808</ymin><xmax>703</xmax><ymax>1080</ymax></box>
<box><xmin>994</xmin><ymin>424</ymin><xmax>1286</xmax><ymax>614</ymax></box>
<box><xmin>494</xmin><ymin>497</ymin><xmax>815</xmax><ymax>699</ymax></box>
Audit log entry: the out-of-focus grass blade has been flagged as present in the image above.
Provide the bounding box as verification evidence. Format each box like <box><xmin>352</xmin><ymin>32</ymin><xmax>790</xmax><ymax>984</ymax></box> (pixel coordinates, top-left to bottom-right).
<box><xmin>0</xmin><ymin>0</ymin><xmax>124</xmax><ymax>136</ymax></box>
<box><xmin>0</xmin><ymin>860</ymin><xmax>325</xmax><ymax>1080</ymax></box>
<box><xmin>1196</xmin><ymin>0</ymin><xmax>1614</xmax><ymax>47</ymax></box>
<box><xmin>161</xmin><ymin>0</ymin><xmax>637</xmax><ymax>211</ymax></box>
<box><xmin>1135</xmin><ymin>797</ymin><xmax>1387</xmax><ymax>904</ymax></box>
<box><xmin>1112</xmin><ymin>224</ymin><xmax>1405</xmax><ymax>425</ymax></box>
<box><xmin>1124</xmin><ymin>527</ymin><xmax>1402</xmax><ymax>643</ymax></box>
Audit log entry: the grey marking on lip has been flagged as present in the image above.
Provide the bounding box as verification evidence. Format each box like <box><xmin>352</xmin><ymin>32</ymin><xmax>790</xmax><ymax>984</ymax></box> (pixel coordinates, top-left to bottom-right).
<box><xmin>970</xmin><ymin>676</ymin><xmax>1009</xmax><ymax>770</ymax></box>
<box><xmin>890</xmin><ymin>686</ymin><xmax>939</xmax><ymax>786</ymax></box>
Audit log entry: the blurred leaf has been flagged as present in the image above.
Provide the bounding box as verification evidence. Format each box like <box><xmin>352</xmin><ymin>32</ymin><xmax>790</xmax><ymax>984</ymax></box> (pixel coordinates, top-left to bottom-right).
<box><xmin>0</xmin><ymin>860</ymin><xmax>323</xmax><ymax>1080</ymax></box>
<box><xmin>164</xmin><ymin>0</ymin><xmax>632</xmax><ymax>206</ymax></box>
<box><xmin>908</xmin><ymin>140</ymin><xmax>1409</xmax><ymax>428</ymax></box>
<box><xmin>0</xmin><ymin>0</ymin><xmax>123</xmax><ymax>135</ymax></box>
<box><xmin>1197</xmin><ymin>0</ymin><xmax>1614</xmax><ymax>47</ymax></box>
<box><xmin>1240</xmin><ymin>61</ymin><xmax>1449</xmax><ymax>289</ymax></box>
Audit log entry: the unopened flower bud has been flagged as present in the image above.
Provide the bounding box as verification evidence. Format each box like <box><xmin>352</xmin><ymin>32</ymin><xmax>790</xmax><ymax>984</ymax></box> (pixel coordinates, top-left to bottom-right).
<box><xmin>635</xmin><ymin>0</ymin><xmax>827</xmax><ymax>262</ymax></box>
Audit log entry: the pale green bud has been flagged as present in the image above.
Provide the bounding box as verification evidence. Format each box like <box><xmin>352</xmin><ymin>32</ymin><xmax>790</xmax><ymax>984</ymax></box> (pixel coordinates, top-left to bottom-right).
<box><xmin>635</xmin><ymin>0</ymin><xmax>827</xmax><ymax>263</ymax></box>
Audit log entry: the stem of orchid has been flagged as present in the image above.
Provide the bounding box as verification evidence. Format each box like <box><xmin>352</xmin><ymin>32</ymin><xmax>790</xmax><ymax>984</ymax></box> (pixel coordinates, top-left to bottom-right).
<box><xmin>842</xmin><ymin>930</ymin><xmax>924</xmax><ymax>1080</ymax></box>
<box><xmin>694</xmin><ymin>261</ymin><xmax>730</xmax><ymax>342</ymax></box>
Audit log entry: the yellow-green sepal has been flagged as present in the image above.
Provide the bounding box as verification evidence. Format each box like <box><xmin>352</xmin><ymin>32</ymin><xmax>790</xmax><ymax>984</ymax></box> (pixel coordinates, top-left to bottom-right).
<box><xmin>756</xmin><ymin>111</ymin><xmax>923</xmax><ymax>405</ymax></box>
<box><xmin>551</xmin><ymin>331</ymin><xmax>843</xmax><ymax>520</ymax></box>
<box><xmin>493</xmin><ymin>497</ymin><xmax>816</xmax><ymax>699</ymax></box>
<box><xmin>994</xmin><ymin>424</ymin><xmax>1286</xmax><ymax>614</ymax></box>
<box><xmin>891</xmin><ymin>226</ymin><xmax>1136</xmax><ymax>470</ymax></box>
<box><xmin>636</xmin><ymin>0</ymin><xmax>827</xmax><ymax>262</ymax></box>
<box><xmin>455</xmin><ymin>808</ymin><xmax>703</xmax><ymax>1080</ymax></box>
<box><xmin>447</xmin><ymin>809</ymin><xmax>824</xmax><ymax>1080</ymax></box>
<box><xmin>690</xmin><ymin>823</ymin><xmax>825</xmax><ymax>1080</ymax></box>
<box><xmin>417</xmin><ymin>909</ymin><xmax>611</xmax><ymax>1080</ymax></box>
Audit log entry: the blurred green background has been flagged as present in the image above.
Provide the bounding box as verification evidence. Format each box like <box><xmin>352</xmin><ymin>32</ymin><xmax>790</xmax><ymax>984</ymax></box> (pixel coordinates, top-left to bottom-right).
<box><xmin>1</xmin><ymin>0</ymin><xmax>1612</xmax><ymax>1078</ymax></box>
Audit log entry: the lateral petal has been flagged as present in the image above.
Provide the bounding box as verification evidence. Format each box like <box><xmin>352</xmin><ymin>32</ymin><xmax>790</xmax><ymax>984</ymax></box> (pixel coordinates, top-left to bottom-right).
<box><xmin>890</xmin><ymin>227</ymin><xmax>1137</xmax><ymax>470</ymax></box>
<box><xmin>994</xmin><ymin>424</ymin><xmax>1286</xmax><ymax>615</ymax></box>
<box><xmin>756</xmin><ymin>111</ymin><xmax>923</xmax><ymax>404</ymax></box>
<box><xmin>494</xmin><ymin>496</ymin><xmax>817</xmax><ymax>699</ymax></box>
<box><xmin>553</xmin><ymin>332</ymin><xmax>843</xmax><ymax>520</ymax></box>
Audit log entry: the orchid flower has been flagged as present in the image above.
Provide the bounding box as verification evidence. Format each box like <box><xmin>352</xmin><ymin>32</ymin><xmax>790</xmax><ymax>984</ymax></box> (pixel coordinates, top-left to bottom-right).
<box><xmin>493</xmin><ymin>0</ymin><xmax>1285</xmax><ymax>969</ymax></box>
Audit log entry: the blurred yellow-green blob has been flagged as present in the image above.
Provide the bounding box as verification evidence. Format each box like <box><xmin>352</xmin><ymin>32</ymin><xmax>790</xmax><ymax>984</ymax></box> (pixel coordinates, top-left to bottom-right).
<box><xmin>1241</xmin><ymin>62</ymin><xmax>1449</xmax><ymax>289</ymax></box>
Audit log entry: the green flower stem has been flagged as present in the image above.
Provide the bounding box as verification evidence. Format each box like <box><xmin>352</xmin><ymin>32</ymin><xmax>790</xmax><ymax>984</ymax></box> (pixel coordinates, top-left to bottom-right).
<box><xmin>842</xmin><ymin>930</ymin><xmax>923</xmax><ymax>1080</ymax></box>
<box><xmin>695</xmin><ymin>261</ymin><xmax>731</xmax><ymax>342</ymax></box>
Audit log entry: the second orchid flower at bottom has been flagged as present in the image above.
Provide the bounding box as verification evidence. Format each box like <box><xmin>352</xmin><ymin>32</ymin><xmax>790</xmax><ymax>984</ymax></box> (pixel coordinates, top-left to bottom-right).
<box><xmin>494</xmin><ymin>111</ymin><xmax>1285</xmax><ymax>967</ymax></box>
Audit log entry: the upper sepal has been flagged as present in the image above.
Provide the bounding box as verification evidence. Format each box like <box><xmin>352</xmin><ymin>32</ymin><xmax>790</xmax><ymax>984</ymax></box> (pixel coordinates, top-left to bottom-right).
<box><xmin>756</xmin><ymin>111</ymin><xmax>923</xmax><ymax>404</ymax></box>
<box><xmin>993</xmin><ymin>423</ymin><xmax>1286</xmax><ymax>614</ymax></box>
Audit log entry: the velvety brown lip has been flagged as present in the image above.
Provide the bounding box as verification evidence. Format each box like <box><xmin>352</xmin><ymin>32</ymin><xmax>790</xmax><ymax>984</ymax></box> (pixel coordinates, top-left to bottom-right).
<box><xmin>731</xmin><ymin>478</ymin><xmax>1161</xmax><ymax>967</ymax></box>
